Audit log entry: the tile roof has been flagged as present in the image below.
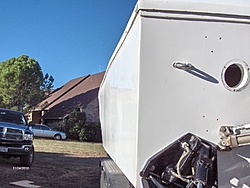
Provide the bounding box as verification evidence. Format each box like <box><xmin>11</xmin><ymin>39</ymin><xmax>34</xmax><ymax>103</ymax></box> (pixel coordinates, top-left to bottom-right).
<box><xmin>36</xmin><ymin>72</ymin><xmax>105</xmax><ymax>121</ymax></box>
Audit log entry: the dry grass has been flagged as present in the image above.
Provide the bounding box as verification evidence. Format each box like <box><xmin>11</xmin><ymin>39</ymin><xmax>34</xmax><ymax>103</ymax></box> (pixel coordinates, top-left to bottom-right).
<box><xmin>0</xmin><ymin>138</ymin><xmax>107</xmax><ymax>188</ymax></box>
<box><xmin>34</xmin><ymin>138</ymin><xmax>106</xmax><ymax>157</ymax></box>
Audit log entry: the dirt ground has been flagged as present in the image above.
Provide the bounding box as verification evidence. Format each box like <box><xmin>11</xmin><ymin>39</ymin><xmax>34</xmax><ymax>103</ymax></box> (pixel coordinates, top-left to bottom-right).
<box><xmin>0</xmin><ymin>151</ymin><xmax>105</xmax><ymax>188</ymax></box>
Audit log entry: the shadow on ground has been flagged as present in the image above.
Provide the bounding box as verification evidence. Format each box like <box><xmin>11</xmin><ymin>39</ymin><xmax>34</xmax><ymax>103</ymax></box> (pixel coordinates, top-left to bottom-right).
<box><xmin>0</xmin><ymin>151</ymin><xmax>105</xmax><ymax>188</ymax></box>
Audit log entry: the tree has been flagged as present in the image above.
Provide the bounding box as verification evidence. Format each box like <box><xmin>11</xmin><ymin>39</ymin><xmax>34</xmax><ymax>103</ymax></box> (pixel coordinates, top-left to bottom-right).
<box><xmin>41</xmin><ymin>73</ymin><xmax>54</xmax><ymax>99</ymax></box>
<box><xmin>0</xmin><ymin>55</ymin><xmax>54</xmax><ymax>111</ymax></box>
<box><xmin>65</xmin><ymin>110</ymin><xmax>87</xmax><ymax>141</ymax></box>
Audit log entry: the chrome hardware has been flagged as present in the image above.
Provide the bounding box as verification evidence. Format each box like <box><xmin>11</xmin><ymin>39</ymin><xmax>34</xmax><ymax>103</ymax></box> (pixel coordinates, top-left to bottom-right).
<box><xmin>173</xmin><ymin>62</ymin><xmax>192</xmax><ymax>70</ymax></box>
<box><xmin>219</xmin><ymin>124</ymin><xmax>250</xmax><ymax>149</ymax></box>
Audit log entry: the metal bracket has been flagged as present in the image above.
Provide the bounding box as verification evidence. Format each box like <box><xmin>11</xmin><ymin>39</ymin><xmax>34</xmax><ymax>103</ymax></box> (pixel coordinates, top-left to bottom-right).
<box><xmin>218</xmin><ymin>124</ymin><xmax>250</xmax><ymax>150</ymax></box>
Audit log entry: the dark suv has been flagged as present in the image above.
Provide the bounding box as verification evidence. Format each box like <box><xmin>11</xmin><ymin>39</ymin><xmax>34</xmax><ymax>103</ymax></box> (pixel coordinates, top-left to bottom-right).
<box><xmin>0</xmin><ymin>108</ymin><xmax>34</xmax><ymax>167</ymax></box>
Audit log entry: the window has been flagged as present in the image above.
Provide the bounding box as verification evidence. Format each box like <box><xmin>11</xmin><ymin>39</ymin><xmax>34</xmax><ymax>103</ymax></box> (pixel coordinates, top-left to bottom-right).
<box><xmin>41</xmin><ymin>126</ymin><xmax>50</xmax><ymax>130</ymax></box>
<box><xmin>34</xmin><ymin>125</ymin><xmax>41</xmax><ymax>129</ymax></box>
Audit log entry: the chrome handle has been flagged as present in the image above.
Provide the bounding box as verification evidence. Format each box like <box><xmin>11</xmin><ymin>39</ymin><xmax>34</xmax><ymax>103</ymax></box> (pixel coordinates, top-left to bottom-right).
<box><xmin>173</xmin><ymin>62</ymin><xmax>192</xmax><ymax>70</ymax></box>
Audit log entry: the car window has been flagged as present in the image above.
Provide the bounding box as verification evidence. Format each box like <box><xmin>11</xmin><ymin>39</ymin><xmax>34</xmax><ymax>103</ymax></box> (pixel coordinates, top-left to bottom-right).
<box><xmin>0</xmin><ymin>110</ymin><xmax>27</xmax><ymax>125</ymax></box>
<box><xmin>20</xmin><ymin>115</ymin><xmax>26</xmax><ymax>125</ymax></box>
<box><xmin>34</xmin><ymin>125</ymin><xmax>40</xmax><ymax>129</ymax></box>
<box><xmin>41</xmin><ymin>126</ymin><xmax>50</xmax><ymax>130</ymax></box>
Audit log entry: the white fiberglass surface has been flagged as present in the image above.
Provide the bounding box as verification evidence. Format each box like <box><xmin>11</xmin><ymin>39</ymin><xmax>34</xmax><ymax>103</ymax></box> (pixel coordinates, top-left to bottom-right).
<box><xmin>100</xmin><ymin>5</ymin><xmax>250</xmax><ymax>188</ymax></box>
<box><xmin>137</xmin><ymin>0</ymin><xmax>250</xmax><ymax>17</ymax></box>
<box><xmin>137</xmin><ymin>14</ymin><xmax>250</xmax><ymax>187</ymax></box>
<box><xmin>99</xmin><ymin>17</ymin><xmax>140</xmax><ymax>187</ymax></box>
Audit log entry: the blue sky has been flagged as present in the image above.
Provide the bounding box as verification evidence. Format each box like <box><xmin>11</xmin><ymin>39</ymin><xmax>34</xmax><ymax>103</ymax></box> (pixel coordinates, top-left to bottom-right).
<box><xmin>0</xmin><ymin>0</ymin><xmax>137</xmax><ymax>88</ymax></box>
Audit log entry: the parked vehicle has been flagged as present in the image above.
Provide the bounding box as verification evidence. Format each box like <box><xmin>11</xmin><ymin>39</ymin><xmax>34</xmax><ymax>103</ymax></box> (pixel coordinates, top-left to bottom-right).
<box><xmin>32</xmin><ymin>124</ymin><xmax>66</xmax><ymax>140</ymax></box>
<box><xmin>98</xmin><ymin>0</ymin><xmax>250</xmax><ymax>187</ymax></box>
<box><xmin>0</xmin><ymin>108</ymin><xmax>34</xmax><ymax>167</ymax></box>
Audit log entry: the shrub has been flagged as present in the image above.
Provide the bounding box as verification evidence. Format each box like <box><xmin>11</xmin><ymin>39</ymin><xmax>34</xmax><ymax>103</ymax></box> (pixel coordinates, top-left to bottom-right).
<box><xmin>51</xmin><ymin>110</ymin><xmax>102</xmax><ymax>142</ymax></box>
<box><xmin>65</xmin><ymin>110</ymin><xmax>86</xmax><ymax>140</ymax></box>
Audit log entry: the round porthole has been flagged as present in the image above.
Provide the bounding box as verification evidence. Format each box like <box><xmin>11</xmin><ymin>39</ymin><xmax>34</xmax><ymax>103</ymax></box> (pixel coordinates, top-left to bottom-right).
<box><xmin>222</xmin><ymin>60</ymin><xmax>250</xmax><ymax>92</ymax></box>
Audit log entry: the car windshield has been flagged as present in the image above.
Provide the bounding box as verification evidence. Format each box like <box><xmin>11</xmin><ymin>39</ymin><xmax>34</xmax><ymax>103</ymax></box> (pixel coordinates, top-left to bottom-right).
<box><xmin>0</xmin><ymin>110</ymin><xmax>27</xmax><ymax>125</ymax></box>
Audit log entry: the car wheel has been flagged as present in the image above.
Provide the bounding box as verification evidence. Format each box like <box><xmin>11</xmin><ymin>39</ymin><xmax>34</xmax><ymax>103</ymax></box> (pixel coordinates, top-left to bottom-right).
<box><xmin>54</xmin><ymin>134</ymin><xmax>62</xmax><ymax>140</ymax></box>
<box><xmin>20</xmin><ymin>146</ymin><xmax>34</xmax><ymax>167</ymax></box>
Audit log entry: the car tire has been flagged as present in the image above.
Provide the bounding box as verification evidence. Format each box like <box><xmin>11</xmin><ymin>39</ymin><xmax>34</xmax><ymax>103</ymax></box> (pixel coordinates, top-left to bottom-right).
<box><xmin>54</xmin><ymin>134</ymin><xmax>62</xmax><ymax>140</ymax></box>
<box><xmin>20</xmin><ymin>146</ymin><xmax>34</xmax><ymax>167</ymax></box>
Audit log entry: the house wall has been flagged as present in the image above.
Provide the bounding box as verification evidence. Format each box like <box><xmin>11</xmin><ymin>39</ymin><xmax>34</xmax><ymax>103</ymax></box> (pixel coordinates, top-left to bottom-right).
<box><xmin>30</xmin><ymin>111</ymin><xmax>41</xmax><ymax>124</ymax></box>
<box><xmin>82</xmin><ymin>98</ymin><xmax>100</xmax><ymax>122</ymax></box>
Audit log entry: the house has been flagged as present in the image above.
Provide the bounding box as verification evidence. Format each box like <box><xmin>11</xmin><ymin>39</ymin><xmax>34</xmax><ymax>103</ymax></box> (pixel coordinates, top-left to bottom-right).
<box><xmin>29</xmin><ymin>72</ymin><xmax>105</xmax><ymax>126</ymax></box>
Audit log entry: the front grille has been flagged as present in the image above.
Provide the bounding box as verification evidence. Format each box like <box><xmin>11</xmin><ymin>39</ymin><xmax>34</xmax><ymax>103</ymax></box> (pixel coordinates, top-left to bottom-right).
<box><xmin>7</xmin><ymin>128</ymin><xmax>22</xmax><ymax>134</ymax></box>
<box><xmin>0</xmin><ymin>127</ymin><xmax>23</xmax><ymax>141</ymax></box>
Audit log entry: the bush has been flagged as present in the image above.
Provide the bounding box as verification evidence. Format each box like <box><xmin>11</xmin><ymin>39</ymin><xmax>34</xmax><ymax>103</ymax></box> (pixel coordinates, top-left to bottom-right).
<box><xmin>65</xmin><ymin>110</ymin><xmax>86</xmax><ymax>140</ymax></box>
<box><xmin>81</xmin><ymin>122</ymin><xmax>102</xmax><ymax>142</ymax></box>
<box><xmin>47</xmin><ymin>110</ymin><xmax>102</xmax><ymax>142</ymax></box>
<box><xmin>49</xmin><ymin>121</ymin><xmax>65</xmax><ymax>132</ymax></box>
